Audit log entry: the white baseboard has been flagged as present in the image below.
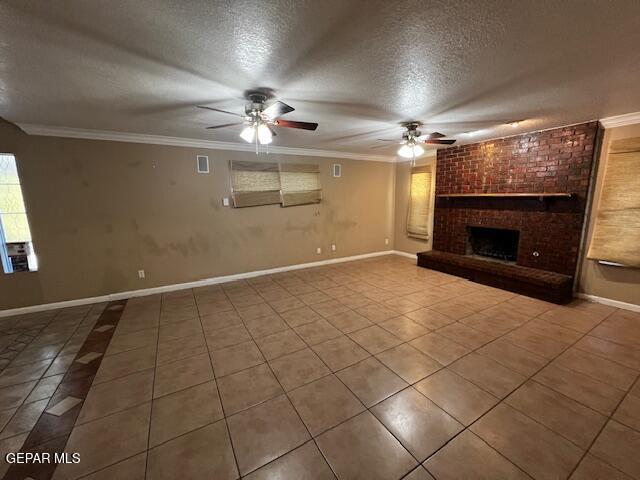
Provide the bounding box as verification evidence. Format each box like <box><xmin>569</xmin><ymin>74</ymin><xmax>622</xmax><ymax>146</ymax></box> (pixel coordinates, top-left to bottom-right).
<box><xmin>575</xmin><ymin>293</ymin><xmax>640</xmax><ymax>313</ymax></box>
<box><xmin>392</xmin><ymin>250</ymin><xmax>419</xmax><ymax>260</ymax></box>
<box><xmin>0</xmin><ymin>250</ymin><xmax>404</xmax><ymax>318</ymax></box>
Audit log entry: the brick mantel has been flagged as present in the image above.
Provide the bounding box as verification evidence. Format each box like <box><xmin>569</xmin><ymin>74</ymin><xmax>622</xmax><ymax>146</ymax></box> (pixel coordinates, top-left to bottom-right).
<box><xmin>432</xmin><ymin>122</ymin><xmax>599</xmax><ymax>276</ymax></box>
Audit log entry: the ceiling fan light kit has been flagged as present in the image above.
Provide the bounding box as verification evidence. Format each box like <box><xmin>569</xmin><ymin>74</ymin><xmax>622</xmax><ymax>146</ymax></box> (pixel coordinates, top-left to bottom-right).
<box><xmin>198</xmin><ymin>91</ymin><xmax>318</xmax><ymax>151</ymax></box>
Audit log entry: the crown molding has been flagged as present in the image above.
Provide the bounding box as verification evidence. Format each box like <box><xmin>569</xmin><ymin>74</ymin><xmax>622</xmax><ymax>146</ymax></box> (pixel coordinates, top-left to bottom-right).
<box><xmin>599</xmin><ymin>112</ymin><xmax>640</xmax><ymax>128</ymax></box>
<box><xmin>17</xmin><ymin>123</ymin><xmax>397</xmax><ymax>163</ymax></box>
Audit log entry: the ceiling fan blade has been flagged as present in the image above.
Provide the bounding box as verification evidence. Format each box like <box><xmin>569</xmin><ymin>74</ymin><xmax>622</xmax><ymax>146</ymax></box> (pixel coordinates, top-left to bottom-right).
<box><xmin>267</xmin><ymin>125</ymin><xmax>277</xmax><ymax>136</ymax></box>
<box><xmin>206</xmin><ymin>122</ymin><xmax>244</xmax><ymax>129</ymax></box>
<box><xmin>425</xmin><ymin>132</ymin><xmax>446</xmax><ymax>139</ymax></box>
<box><xmin>197</xmin><ymin>105</ymin><xmax>245</xmax><ymax>118</ymax></box>
<box><xmin>262</xmin><ymin>101</ymin><xmax>295</xmax><ymax>120</ymax></box>
<box><xmin>275</xmin><ymin>119</ymin><xmax>318</xmax><ymax>131</ymax></box>
<box><xmin>424</xmin><ymin>138</ymin><xmax>456</xmax><ymax>145</ymax></box>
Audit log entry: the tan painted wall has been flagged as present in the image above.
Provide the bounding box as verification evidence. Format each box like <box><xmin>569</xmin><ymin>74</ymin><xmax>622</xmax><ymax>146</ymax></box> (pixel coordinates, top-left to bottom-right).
<box><xmin>577</xmin><ymin>123</ymin><xmax>640</xmax><ymax>306</ymax></box>
<box><xmin>393</xmin><ymin>154</ymin><xmax>437</xmax><ymax>255</ymax></box>
<box><xmin>0</xmin><ymin>120</ymin><xmax>395</xmax><ymax>309</ymax></box>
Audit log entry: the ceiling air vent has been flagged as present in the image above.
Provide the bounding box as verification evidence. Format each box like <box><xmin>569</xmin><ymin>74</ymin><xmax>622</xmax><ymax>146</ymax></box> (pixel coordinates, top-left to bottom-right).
<box><xmin>196</xmin><ymin>155</ymin><xmax>209</xmax><ymax>173</ymax></box>
<box><xmin>333</xmin><ymin>164</ymin><xmax>342</xmax><ymax>178</ymax></box>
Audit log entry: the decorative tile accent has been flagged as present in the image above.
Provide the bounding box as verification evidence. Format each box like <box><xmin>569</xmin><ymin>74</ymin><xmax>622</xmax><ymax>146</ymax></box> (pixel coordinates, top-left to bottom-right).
<box><xmin>45</xmin><ymin>396</ymin><xmax>83</xmax><ymax>417</ymax></box>
<box><xmin>75</xmin><ymin>352</ymin><xmax>103</xmax><ymax>364</ymax></box>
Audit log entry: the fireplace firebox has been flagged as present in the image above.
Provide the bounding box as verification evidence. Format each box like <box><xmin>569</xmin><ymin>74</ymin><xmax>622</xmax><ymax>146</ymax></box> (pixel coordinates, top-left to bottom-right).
<box><xmin>466</xmin><ymin>226</ymin><xmax>519</xmax><ymax>263</ymax></box>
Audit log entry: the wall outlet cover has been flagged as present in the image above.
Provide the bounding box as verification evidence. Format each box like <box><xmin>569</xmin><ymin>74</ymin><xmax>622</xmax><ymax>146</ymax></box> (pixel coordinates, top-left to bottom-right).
<box><xmin>137</xmin><ymin>269</ymin><xmax>145</xmax><ymax>279</ymax></box>
<box><xmin>316</xmin><ymin>247</ymin><xmax>322</xmax><ymax>254</ymax></box>
<box><xmin>222</xmin><ymin>197</ymin><xmax>230</xmax><ymax>207</ymax></box>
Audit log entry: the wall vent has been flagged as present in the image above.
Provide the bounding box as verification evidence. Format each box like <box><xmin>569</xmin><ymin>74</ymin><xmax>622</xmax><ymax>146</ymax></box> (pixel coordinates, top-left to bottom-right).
<box><xmin>197</xmin><ymin>155</ymin><xmax>209</xmax><ymax>173</ymax></box>
<box><xmin>333</xmin><ymin>163</ymin><xmax>342</xmax><ymax>178</ymax></box>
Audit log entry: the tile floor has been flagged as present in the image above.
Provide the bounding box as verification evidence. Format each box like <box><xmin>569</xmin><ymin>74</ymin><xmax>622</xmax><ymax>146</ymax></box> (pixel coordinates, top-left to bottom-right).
<box><xmin>0</xmin><ymin>255</ymin><xmax>638</xmax><ymax>479</ymax></box>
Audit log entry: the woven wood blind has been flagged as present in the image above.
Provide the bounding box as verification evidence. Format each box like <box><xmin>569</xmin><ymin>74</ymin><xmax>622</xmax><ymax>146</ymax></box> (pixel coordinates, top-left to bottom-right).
<box><xmin>407</xmin><ymin>165</ymin><xmax>432</xmax><ymax>239</ymax></box>
<box><xmin>229</xmin><ymin>160</ymin><xmax>281</xmax><ymax>207</ymax></box>
<box><xmin>587</xmin><ymin>137</ymin><xmax>640</xmax><ymax>267</ymax></box>
<box><xmin>279</xmin><ymin>163</ymin><xmax>321</xmax><ymax>207</ymax></box>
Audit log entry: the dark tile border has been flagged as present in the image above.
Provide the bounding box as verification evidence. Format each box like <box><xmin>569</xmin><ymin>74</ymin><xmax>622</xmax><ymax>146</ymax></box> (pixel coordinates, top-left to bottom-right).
<box><xmin>3</xmin><ymin>299</ymin><xmax>127</xmax><ymax>480</ymax></box>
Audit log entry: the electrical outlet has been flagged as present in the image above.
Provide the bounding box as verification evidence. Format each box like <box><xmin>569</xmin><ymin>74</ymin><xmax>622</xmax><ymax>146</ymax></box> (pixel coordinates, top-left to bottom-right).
<box><xmin>222</xmin><ymin>197</ymin><xmax>230</xmax><ymax>207</ymax></box>
<box><xmin>385</xmin><ymin>238</ymin><xmax>390</xmax><ymax>245</ymax></box>
<box><xmin>316</xmin><ymin>247</ymin><xmax>322</xmax><ymax>255</ymax></box>
<box><xmin>331</xmin><ymin>244</ymin><xmax>336</xmax><ymax>251</ymax></box>
<box><xmin>138</xmin><ymin>269</ymin><xmax>145</xmax><ymax>279</ymax></box>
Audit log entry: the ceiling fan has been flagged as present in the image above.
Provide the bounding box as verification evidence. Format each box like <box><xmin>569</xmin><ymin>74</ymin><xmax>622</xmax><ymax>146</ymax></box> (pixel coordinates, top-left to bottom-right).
<box><xmin>198</xmin><ymin>92</ymin><xmax>318</xmax><ymax>146</ymax></box>
<box><xmin>373</xmin><ymin>122</ymin><xmax>456</xmax><ymax>158</ymax></box>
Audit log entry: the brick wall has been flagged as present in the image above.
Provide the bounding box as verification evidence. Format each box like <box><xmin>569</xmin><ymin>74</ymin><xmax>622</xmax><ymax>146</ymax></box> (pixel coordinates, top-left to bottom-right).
<box><xmin>433</xmin><ymin>121</ymin><xmax>599</xmax><ymax>275</ymax></box>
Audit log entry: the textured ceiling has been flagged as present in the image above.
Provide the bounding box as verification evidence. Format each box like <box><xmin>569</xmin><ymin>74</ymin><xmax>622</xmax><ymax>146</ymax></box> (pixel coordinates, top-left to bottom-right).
<box><xmin>2</xmin><ymin>0</ymin><xmax>640</xmax><ymax>155</ymax></box>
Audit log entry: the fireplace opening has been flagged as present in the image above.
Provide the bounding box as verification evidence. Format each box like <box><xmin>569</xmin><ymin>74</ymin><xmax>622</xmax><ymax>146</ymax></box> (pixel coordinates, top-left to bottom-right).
<box><xmin>466</xmin><ymin>226</ymin><xmax>519</xmax><ymax>263</ymax></box>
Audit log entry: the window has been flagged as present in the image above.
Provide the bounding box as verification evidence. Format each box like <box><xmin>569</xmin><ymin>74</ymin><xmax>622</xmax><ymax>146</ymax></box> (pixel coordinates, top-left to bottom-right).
<box><xmin>587</xmin><ymin>137</ymin><xmax>640</xmax><ymax>267</ymax></box>
<box><xmin>229</xmin><ymin>160</ymin><xmax>322</xmax><ymax>208</ymax></box>
<box><xmin>229</xmin><ymin>160</ymin><xmax>281</xmax><ymax>207</ymax></box>
<box><xmin>279</xmin><ymin>163</ymin><xmax>321</xmax><ymax>207</ymax></box>
<box><xmin>0</xmin><ymin>154</ymin><xmax>37</xmax><ymax>273</ymax></box>
<box><xmin>406</xmin><ymin>165</ymin><xmax>432</xmax><ymax>240</ymax></box>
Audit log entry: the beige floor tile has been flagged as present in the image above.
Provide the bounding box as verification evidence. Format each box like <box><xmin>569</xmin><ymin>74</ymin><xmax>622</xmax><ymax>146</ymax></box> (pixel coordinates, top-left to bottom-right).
<box><xmin>200</xmin><ymin>310</ymin><xmax>242</xmax><ymax>332</ymax></box>
<box><xmin>555</xmin><ymin>348</ymin><xmax>638</xmax><ymax>391</ymax></box>
<box><xmin>405</xmin><ymin>466</ymin><xmax>435</xmax><ymax>480</ymax></box>
<box><xmin>299</xmin><ymin>291</ymin><xmax>332</xmax><ymax>306</ymax></box>
<box><xmin>471</xmin><ymin>403</ymin><xmax>584</xmax><ymax>480</ymax></box>
<box><xmin>614</xmin><ymin>392</ymin><xmax>640</xmax><ymax>431</ymax></box>
<box><xmin>236</xmin><ymin>303</ymin><xmax>277</xmax><ymax>322</ymax></box>
<box><xmin>311</xmin><ymin>300</ymin><xmax>350</xmax><ymax>317</ymax></box>
<box><xmin>0</xmin><ymin>381</ymin><xmax>37</xmax><ymax>411</ymax></box>
<box><xmin>539</xmin><ymin>306</ymin><xmax>605</xmax><ymax>333</ymax></box>
<box><xmin>56</xmin><ymin>403</ymin><xmax>151</xmax><ymax>479</ymax></box>
<box><xmin>478</xmin><ymin>338</ymin><xmax>547</xmax><ymax>376</ymax></box>
<box><xmin>437</xmin><ymin>322</ymin><xmax>495</xmax><ymax>349</ymax></box>
<box><xmin>243</xmin><ymin>440</ymin><xmax>335</xmax><ymax>480</ymax></box>
<box><xmin>404</xmin><ymin>308</ymin><xmax>455</xmax><ymax>330</ymax></box>
<box><xmin>424</xmin><ymin>430</ymin><xmax>529</xmax><ymax>480</ymax></box>
<box><xmin>269</xmin><ymin>348</ymin><xmax>330</xmax><ymax>391</ymax></box>
<box><xmin>450</xmin><ymin>353</ymin><xmax>525</xmax><ymax>398</ymax></box>
<box><xmin>409</xmin><ymin>332</ymin><xmax>470</xmax><ymax>366</ymax></box>
<box><xmin>0</xmin><ymin>359</ymin><xmax>52</xmax><ymax>388</ymax></box>
<box><xmin>348</xmin><ymin>325</ymin><xmax>402</xmax><ymax>354</ymax></box>
<box><xmin>429</xmin><ymin>301</ymin><xmax>475</xmax><ymax>320</ymax></box>
<box><xmin>504</xmin><ymin>326</ymin><xmax>570</xmax><ymax>359</ymax></box>
<box><xmin>81</xmin><ymin>452</ymin><xmax>147</xmax><ymax>480</ymax></box>
<box><xmin>255</xmin><ymin>329</ymin><xmax>306</xmax><ymax>360</ymax></box>
<box><xmin>506</xmin><ymin>381</ymin><xmax>607</xmax><ymax>449</ymax></box>
<box><xmin>205</xmin><ymin>324</ymin><xmax>252</xmax><ymax>351</ymax></box>
<box><xmin>372</xmin><ymin>387</ymin><xmax>463</xmax><ymax>461</ymax></box>
<box><xmin>217</xmin><ymin>363</ymin><xmax>283</xmax><ymax>415</ymax></box>
<box><xmin>158</xmin><ymin>318</ymin><xmax>202</xmax><ymax>343</ymax></box>
<box><xmin>375</xmin><ymin>343</ymin><xmax>442</xmax><ymax>384</ymax></box>
<box><xmin>336</xmin><ymin>357</ymin><xmax>407</xmax><ymax>407</ymax></box>
<box><xmin>535</xmin><ymin>364</ymin><xmax>626</xmax><ymax>415</ymax></box>
<box><xmin>150</xmin><ymin>380</ymin><xmax>223</xmax><ymax>447</ymax></box>
<box><xmin>289</xmin><ymin>374</ymin><xmax>365</xmax><ymax>436</ymax></box>
<box><xmin>93</xmin><ymin>346</ymin><xmax>156</xmax><ymax>385</ymax></box>
<box><xmin>324</xmin><ymin>310</ymin><xmax>373</xmax><ymax>333</ymax></box>
<box><xmin>338</xmin><ymin>294</ymin><xmax>374</xmax><ymax>310</ymax></box>
<box><xmin>570</xmin><ymin>453</ymin><xmax>633</xmax><ymax>480</ymax></box>
<box><xmin>154</xmin><ymin>352</ymin><xmax>214</xmax><ymax>398</ymax></box>
<box><xmin>383</xmin><ymin>297</ymin><xmax>423</xmax><ymax>315</ymax></box>
<box><xmin>379</xmin><ymin>316</ymin><xmax>430</xmax><ymax>342</ymax></box>
<box><xmin>414</xmin><ymin>369</ymin><xmax>498</xmax><ymax>426</ymax></box>
<box><xmin>159</xmin><ymin>305</ymin><xmax>198</xmax><ymax>325</ymax></box>
<box><xmin>269</xmin><ymin>296</ymin><xmax>304</xmax><ymax>313</ymax></box>
<box><xmin>316</xmin><ymin>411</ymin><xmax>416</xmax><ymax>480</ymax></box>
<box><xmin>228</xmin><ymin>394</ymin><xmax>310</xmax><ymax>476</ymax></box>
<box><xmin>294</xmin><ymin>319</ymin><xmax>342</xmax><ymax>346</ymax></box>
<box><xmin>78</xmin><ymin>369</ymin><xmax>154</xmax><ymax>424</ymax></box>
<box><xmin>355</xmin><ymin>303</ymin><xmax>399</xmax><ymax>323</ymax></box>
<box><xmin>590</xmin><ymin>420</ymin><xmax>640</xmax><ymax>478</ymax></box>
<box><xmin>311</xmin><ymin>335</ymin><xmax>370</xmax><ymax>372</ymax></box>
<box><xmin>526</xmin><ymin>318</ymin><xmax>583</xmax><ymax>344</ymax></box>
<box><xmin>155</xmin><ymin>332</ymin><xmax>207</xmax><ymax>365</ymax></box>
<box><xmin>210</xmin><ymin>340</ymin><xmax>265</xmax><ymax>377</ymax></box>
<box><xmin>574</xmin><ymin>335</ymin><xmax>640</xmax><ymax>371</ymax></box>
<box><xmin>244</xmin><ymin>313</ymin><xmax>290</xmax><ymax>339</ymax></box>
<box><xmin>0</xmin><ymin>398</ymin><xmax>47</xmax><ymax>440</ymax></box>
<box><xmin>280</xmin><ymin>306</ymin><xmax>322</xmax><ymax>328</ymax></box>
<box><xmin>147</xmin><ymin>420</ymin><xmax>238</xmax><ymax>480</ymax></box>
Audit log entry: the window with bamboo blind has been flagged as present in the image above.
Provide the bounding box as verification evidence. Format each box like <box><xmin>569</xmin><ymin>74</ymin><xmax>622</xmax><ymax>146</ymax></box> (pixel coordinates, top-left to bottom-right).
<box><xmin>279</xmin><ymin>163</ymin><xmax>321</xmax><ymax>207</ymax></box>
<box><xmin>587</xmin><ymin>137</ymin><xmax>640</xmax><ymax>267</ymax></box>
<box><xmin>229</xmin><ymin>160</ymin><xmax>281</xmax><ymax>207</ymax></box>
<box><xmin>407</xmin><ymin>165</ymin><xmax>432</xmax><ymax>239</ymax></box>
<box><xmin>229</xmin><ymin>160</ymin><xmax>322</xmax><ymax>208</ymax></box>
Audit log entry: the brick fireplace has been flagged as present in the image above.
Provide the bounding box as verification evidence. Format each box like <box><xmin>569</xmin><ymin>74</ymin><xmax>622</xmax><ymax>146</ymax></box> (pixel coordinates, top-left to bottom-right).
<box><xmin>432</xmin><ymin>121</ymin><xmax>599</xmax><ymax>276</ymax></box>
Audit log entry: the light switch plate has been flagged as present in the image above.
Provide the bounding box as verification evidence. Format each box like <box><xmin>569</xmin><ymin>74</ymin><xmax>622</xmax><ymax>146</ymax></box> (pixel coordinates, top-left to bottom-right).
<box><xmin>222</xmin><ymin>197</ymin><xmax>230</xmax><ymax>206</ymax></box>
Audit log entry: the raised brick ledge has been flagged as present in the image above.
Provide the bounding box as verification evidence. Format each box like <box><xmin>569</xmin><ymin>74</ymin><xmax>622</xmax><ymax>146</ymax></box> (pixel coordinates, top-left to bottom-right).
<box><xmin>417</xmin><ymin>250</ymin><xmax>573</xmax><ymax>304</ymax></box>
